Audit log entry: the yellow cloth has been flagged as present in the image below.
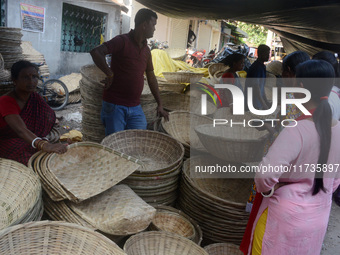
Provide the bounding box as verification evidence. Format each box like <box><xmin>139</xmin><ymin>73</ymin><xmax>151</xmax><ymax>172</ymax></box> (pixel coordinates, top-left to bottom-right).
<box><xmin>252</xmin><ymin>208</ymin><xmax>268</xmax><ymax>255</ymax></box>
<box><xmin>151</xmin><ymin>49</ymin><xmax>209</xmax><ymax>78</ymax></box>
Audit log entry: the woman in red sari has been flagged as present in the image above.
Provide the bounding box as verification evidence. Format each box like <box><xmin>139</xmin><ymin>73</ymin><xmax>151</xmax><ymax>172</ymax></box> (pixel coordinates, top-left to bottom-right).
<box><xmin>0</xmin><ymin>60</ymin><xmax>67</xmax><ymax>165</ymax></box>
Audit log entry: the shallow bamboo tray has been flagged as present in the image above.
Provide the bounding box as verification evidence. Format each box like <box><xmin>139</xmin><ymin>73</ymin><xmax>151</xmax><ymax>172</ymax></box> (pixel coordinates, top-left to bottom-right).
<box><xmin>101</xmin><ymin>130</ymin><xmax>184</xmax><ymax>174</ymax></box>
<box><xmin>124</xmin><ymin>231</ymin><xmax>208</xmax><ymax>255</ymax></box>
<box><xmin>0</xmin><ymin>221</ymin><xmax>126</xmax><ymax>255</ymax></box>
<box><xmin>0</xmin><ymin>159</ymin><xmax>41</xmax><ymax>231</ymax></box>
<box><xmin>195</xmin><ymin>124</ymin><xmax>269</xmax><ymax>162</ymax></box>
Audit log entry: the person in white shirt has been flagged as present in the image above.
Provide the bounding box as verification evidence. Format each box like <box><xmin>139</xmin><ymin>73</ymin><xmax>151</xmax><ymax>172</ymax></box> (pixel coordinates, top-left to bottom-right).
<box><xmin>313</xmin><ymin>51</ymin><xmax>340</xmax><ymax>120</ymax></box>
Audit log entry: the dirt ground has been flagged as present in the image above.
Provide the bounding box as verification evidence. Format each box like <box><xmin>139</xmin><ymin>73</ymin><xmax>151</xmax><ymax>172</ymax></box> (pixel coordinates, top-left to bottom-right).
<box><xmin>55</xmin><ymin>102</ymin><xmax>340</xmax><ymax>254</ymax></box>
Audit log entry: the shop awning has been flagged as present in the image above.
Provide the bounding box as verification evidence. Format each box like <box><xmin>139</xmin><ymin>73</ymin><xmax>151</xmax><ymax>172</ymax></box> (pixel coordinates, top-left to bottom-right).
<box><xmin>136</xmin><ymin>0</ymin><xmax>340</xmax><ymax>55</ymax></box>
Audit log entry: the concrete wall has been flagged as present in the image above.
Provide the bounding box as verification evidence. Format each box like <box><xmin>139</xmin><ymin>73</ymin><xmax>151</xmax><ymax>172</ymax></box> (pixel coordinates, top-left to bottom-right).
<box><xmin>7</xmin><ymin>0</ymin><xmax>121</xmax><ymax>75</ymax></box>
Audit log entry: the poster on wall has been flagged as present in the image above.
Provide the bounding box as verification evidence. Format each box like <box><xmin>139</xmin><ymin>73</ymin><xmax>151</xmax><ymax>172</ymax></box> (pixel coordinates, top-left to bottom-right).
<box><xmin>20</xmin><ymin>3</ymin><xmax>45</xmax><ymax>33</ymax></box>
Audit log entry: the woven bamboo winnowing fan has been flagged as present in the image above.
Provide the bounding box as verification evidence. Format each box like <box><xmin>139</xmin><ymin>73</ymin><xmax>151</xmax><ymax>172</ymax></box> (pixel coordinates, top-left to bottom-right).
<box><xmin>46</xmin><ymin>142</ymin><xmax>140</xmax><ymax>202</ymax></box>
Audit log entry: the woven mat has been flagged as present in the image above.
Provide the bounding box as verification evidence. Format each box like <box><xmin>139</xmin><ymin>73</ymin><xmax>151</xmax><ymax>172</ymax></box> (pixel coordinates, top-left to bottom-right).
<box><xmin>59</xmin><ymin>73</ymin><xmax>81</xmax><ymax>93</ymax></box>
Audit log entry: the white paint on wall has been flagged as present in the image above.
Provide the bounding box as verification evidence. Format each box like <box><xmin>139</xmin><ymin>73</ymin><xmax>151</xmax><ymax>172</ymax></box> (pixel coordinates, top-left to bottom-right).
<box><xmin>6</xmin><ymin>0</ymin><xmax>121</xmax><ymax>75</ymax></box>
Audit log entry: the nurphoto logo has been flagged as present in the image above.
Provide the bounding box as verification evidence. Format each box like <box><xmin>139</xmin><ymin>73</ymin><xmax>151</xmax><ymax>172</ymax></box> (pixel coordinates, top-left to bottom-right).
<box><xmin>199</xmin><ymin>83</ymin><xmax>312</xmax><ymax>128</ymax></box>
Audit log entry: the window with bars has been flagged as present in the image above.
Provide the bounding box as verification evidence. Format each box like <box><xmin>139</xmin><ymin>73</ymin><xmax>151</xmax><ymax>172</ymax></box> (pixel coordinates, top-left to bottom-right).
<box><xmin>1</xmin><ymin>0</ymin><xmax>6</xmax><ymax>27</ymax></box>
<box><xmin>61</xmin><ymin>3</ymin><xmax>106</xmax><ymax>53</ymax></box>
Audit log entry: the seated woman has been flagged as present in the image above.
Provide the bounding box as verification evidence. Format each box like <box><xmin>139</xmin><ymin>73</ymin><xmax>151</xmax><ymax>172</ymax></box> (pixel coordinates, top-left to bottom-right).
<box><xmin>219</xmin><ymin>53</ymin><xmax>245</xmax><ymax>107</ymax></box>
<box><xmin>0</xmin><ymin>60</ymin><xmax>67</xmax><ymax>165</ymax></box>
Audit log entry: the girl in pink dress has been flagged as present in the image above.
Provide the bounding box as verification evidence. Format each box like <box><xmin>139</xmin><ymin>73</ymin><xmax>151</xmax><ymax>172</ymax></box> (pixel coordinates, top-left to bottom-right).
<box><xmin>250</xmin><ymin>60</ymin><xmax>340</xmax><ymax>255</ymax></box>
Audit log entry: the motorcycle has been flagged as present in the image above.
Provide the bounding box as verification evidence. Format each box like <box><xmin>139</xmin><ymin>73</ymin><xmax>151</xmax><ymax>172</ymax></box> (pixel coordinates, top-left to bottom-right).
<box><xmin>202</xmin><ymin>48</ymin><xmax>216</xmax><ymax>66</ymax></box>
<box><xmin>148</xmin><ymin>39</ymin><xmax>169</xmax><ymax>50</ymax></box>
<box><xmin>186</xmin><ymin>49</ymin><xmax>206</xmax><ymax>68</ymax></box>
<box><xmin>212</xmin><ymin>43</ymin><xmax>251</xmax><ymax>72</ymax></box>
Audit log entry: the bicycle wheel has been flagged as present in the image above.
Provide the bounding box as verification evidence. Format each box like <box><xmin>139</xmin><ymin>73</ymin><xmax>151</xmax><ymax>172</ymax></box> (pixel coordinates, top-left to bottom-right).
<box><xmin>41</xmin><ymin>79</ymin><xmax>69</xmax><ymax>111</ymax></box>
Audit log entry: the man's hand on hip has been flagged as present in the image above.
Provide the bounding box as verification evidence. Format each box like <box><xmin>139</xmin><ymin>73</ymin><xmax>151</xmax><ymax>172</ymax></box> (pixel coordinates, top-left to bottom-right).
<box><xmin>100</xmin><ymin>75</ymin><xmax>114</xmax><ymax>90</ymax></box>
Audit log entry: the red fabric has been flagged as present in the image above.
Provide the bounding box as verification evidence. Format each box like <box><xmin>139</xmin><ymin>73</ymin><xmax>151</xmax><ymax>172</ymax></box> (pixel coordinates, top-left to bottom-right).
<box><xmin>0</xmin><ymin>92</ymin><xmax>55</xmax><ymax>165</ymax></box>
<box><xmin>103</xmin><ymin>30</ymin><xmax>153</xmax><ymax>107</ymax></box>
<box><xmin>0</xmin><ymin>95</ymin><xmax>21</xmax><ymax>127</ymax></box>
<box><xmin>240</xmin><ymin>192</ymin><xmax>263</xmax><ymax>255</ymax></box>
<box><xmin>295</xmin><ymin>108</ymin><xmax>316</xmax><ymax>121</ymax></box>
<box><xmin>221</xmin><ymin>72</ymin><xmax>235</xmax><ymax>83</ymax></box>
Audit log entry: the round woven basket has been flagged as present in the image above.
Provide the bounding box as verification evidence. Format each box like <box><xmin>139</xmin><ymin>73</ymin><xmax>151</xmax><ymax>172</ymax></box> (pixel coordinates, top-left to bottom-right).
<box><xmin>195</xmin><ymin>124</ymin><xmax>269</xmax><ymax>162</ymax></box>
<box><xmin>162</xmin><ymin>72</ymin><xmax>204</xmax><ymax>84</ymax></box>
<box><xmin>208</xmin><ymin>63</ymin><xmax>228</xmax><ymax>80</ymax></box>
<box><xmin>153</xmin><ymin>205</ymin><xmax>203</xmax><ymax>245</ymax></box>
<box><xmin>177</xmin><ymin>156</ymin><xmax>253</xmax><ymax>244</ymax></box>
<box><xmin>160</xmin><ymin>93</ymin><xmax>216</xmax><ymax>115</ymax></box>
<box><xmin>0</xmin><ymin>221</ymin><xmax>126</xmax><ymax>254</ymax></box>
<box><xmin>0</xmin><ymin>158</ymin><xmax>41</xmax><ymax>231</ymax></box>
<box><xmin>101</xmin><ymin>129</ymin><xmax>184</xmax><ymax>174</ymax></box>
<box><xmin>266</xmin><ymin>61</ymin><xmax>282</xmax><ymax>77</ymax></box>
<box><xmin>204</xmin><ymin>243</ymin><xmax>243</xmax><ymax>255</ymax></box>
<box><xmin>161</xmin><ymin>111</ymin><xmax>212</xmax><ymax>152</ymax></box>
<box><xmin>150</xmin><ymin>211</ymin><xmax>196</xmax><ymax>240</ymax></box>
<box><xmin>213</xmin><ymin>107</ymin><xmax>254</xmax><ymax>121</ymax></box>
<box><xmin>124</xmin><ymin>231</ymin><xmax>208</xmax><ymax>255</ymax></box>
<box><xmin>164</xmin><ymin>48</ymin><xmax>186</xmax><ymax>59</ymax></box>
<box><xmin>80</xmin><ymin>65</ymin><xmax>106</xmax><ymax>143</ymax></box>
<box><xmin>158</xmin><ymin>83</ymin><xmax>186</xmax><ymax>93</ymax></box>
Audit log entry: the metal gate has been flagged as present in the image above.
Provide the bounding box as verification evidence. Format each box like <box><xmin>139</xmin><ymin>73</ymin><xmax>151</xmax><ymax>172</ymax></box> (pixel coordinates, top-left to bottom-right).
<box><xmin>61</xmin><ymin>3</ymin><xmax>107</xmax><ymax>53</ymax></box>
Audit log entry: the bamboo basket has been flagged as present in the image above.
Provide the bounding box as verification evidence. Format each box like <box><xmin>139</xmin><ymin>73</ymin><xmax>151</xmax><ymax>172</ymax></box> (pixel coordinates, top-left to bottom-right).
<box><xmin>158</xmin><ymin>83</ymin><xmax>186</xmax><ymax>93</ymax></box>
<box><xmin>149</xmin><ymin>211</ymin><xmax>195</xmax><ymax>240</ymax></box>
<box><xmin>177</xmin><ymin>156</ymin><xmax>252</xmax><ymax>245</ymax></box>
<box><xmin>101</xmin><ymin>130</ymin><xmax>184</xmax><ymax>174</ymax></box>
<box><xmin>152</xmin><ymin>205</ymin><xmax>203</xmax><ymax>245</ymax></box>
<box><xmin>160</xmin><ymin>93</ymin><xmax>217</xmax><ymax>115</ymax></box>
<box><xmin>266</xmin><ymin>61</ymin><xmax>282</xmax><ymax>77</ymax></box>
<box><xmin>161</xmin><ymin>111</ymin><xmax>213</xmax><ymax>152</ymax></box>
<box><xmin>162</xmin><ymin>72</ymin><xmax>204</xmax><ymax>84</ymax></box>
<box><xmin>124</xmin><ymin>231</ymin><xmax>208</xmax><ymax>255</ymax></box>
<box><xmin>0</xmin><ymin>221</ymin><xmax>126</xmax><ymax>255</ymax></box>
<box><xmin>0</xmin><ymin>159</ymin><xmax>42</xmax><ymax>231</ymax></box>
<box><xmin>80</xmin><ymin>65</ymin><xmax>106</xmax><ymax>143</ymax></box>
<box><xmin>208</xmin><ymin>63</ymin><xmax>228</xmax><ymax>80</ymax></box>
<box><xmin>204</xmin><ymin>243</ymin><xmax>243</xmax><ymax>255</ymax></box>
<box><xmin>195</xmin><ymin>124</ymin><xmax>269</xmax><ymax>162</ymax></box>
